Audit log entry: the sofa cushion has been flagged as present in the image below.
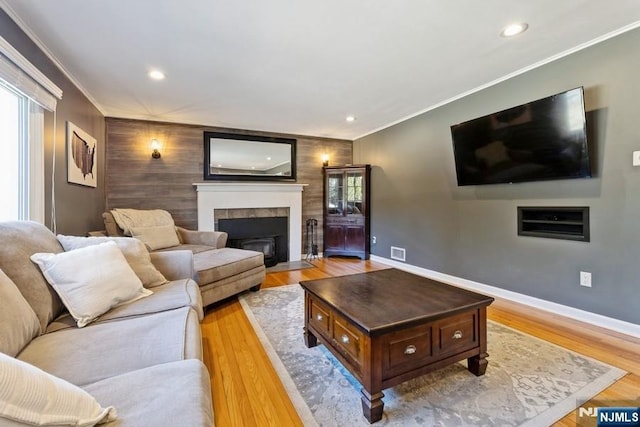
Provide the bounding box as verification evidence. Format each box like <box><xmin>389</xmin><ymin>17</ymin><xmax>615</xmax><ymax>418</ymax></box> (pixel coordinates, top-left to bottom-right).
<box><xmin>130</xmin><ymin>224</ymin><xmax>181</xmax><ymax>250</ymax></box>
<box><xmin>199</xmin><ymin>265</ymin><xmax>265</xmax><ymax>307</ymax></box>
<box><xmin>31</xmin><ymin>242</ymin><xmax>153</xmax><ymax>328</ymax></box>
<box><xmin>18</xmin><ymin>307</ymin><xmax>200</xmax><ymax>387</ymax></box>
<box><xmin>0</xmin><ymin>221</ymin><xmax>65</xmax><ymax>332</ymax></box>
<box><xmin>57</xmin><ymin>235</ymin><xmax>168</xmax><ymax>288</ymax></box>
<box><xmin>0</xmin><ymin>352</ymin><xmax>116</xmax><ymax>426</ymax></box>
<box><xmin>155</xmin><ymin>243</ymin><xmax>217</xmax><ymax>254</ymax></box>
<box><xmin>194</xmin><ymin>247</ymin><xmax>264</xmax><ymax>285</ymax></box>
<box><xmin>149</xmin><ymin>250</ymin><xmax>195</xmax><ymax>281</ymax></box>
<box><xmin>45</xmin><ymin>279</ymin><xmax>204</xmax><ymax>333</ymax></box>
<box><xmin>0</xmin><ymin>269</ymin><xmax>40</xmax><ymax>357</ymax></box>
<box><xmin>83</xmin><ymin>360</ymin><xmax>213</xmax><ymax>427</ymax></box>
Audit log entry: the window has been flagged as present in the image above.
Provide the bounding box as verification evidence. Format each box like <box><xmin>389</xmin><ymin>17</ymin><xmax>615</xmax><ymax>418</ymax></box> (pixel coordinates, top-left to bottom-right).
<box><xmin>0</xmin><ymin>83</ymin><xmax>27</xmax><ymax>221</ymax></box>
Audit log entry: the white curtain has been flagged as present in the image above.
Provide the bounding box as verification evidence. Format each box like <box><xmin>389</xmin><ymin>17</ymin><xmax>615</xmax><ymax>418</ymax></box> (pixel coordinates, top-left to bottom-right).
<box><xmin>0</xmin><ymin>36</ymin><xmax>62</xmax><ymax>111</ymax></box>
<box><xmin>0</xmin><ymin>35</ymin><xmax>62</xmax><ymax>223</ymax></box>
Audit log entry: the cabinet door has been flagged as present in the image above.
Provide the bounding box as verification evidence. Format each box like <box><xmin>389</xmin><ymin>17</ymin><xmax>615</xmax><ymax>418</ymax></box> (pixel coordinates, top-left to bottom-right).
<box><xmin>344</xmin><ymin>225</ymin><xmax>365</xmax><ymax>251</ymax></box>
<box><xmin>326</xmin><ymin>172</ymin><xmax>344</xmax><ymax>216</ymax></box>
<box><xmin>325</xmin><ymin>225</ymin><xmax>346</xmax><ymax>250</ymax></box>
<box><xmin>345</xmin><ymin>171</ymin><xmax>365</xmax><ymax>216</ymax></box>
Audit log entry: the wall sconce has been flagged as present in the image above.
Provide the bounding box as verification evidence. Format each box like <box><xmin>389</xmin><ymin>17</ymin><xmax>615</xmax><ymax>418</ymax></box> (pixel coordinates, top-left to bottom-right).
<box><xmin>151</xmin><ymin>139</ymin><xmax>161</xmax><ymax>159</ymax></box>
<box><xmin>321</xmin><ymin>153</ymin><xmax>329</xmax><ymax>167</ymax></box>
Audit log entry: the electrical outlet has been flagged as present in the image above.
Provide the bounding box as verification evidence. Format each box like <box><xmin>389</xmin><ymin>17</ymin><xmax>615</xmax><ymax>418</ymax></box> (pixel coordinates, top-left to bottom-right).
<box><xmin>372</xmin><ymin>236</ymin><xmax>377</xmax><ymax>245</ymax></box>
<box><xmin>634</xmin><ymin>151</ymin><xmax>640</xmax><ymax>166</ymax></box>
<box><xmin>580</xmin><ymin>271</ymin><xmax>592</xmax><ymax>287</ymax></box>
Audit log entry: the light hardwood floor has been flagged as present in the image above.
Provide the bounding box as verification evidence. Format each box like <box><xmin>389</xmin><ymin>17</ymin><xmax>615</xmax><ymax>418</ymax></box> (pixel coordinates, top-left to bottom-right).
<box><xmin>201</xmin><ymin>258</ymin><xmax>640</xmax><ymax>426</ymax></box>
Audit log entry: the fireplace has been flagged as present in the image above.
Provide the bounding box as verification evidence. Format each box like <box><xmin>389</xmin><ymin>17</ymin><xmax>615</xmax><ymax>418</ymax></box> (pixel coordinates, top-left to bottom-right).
<box><xmin>218</xmin><ymin>216</ymin><xmax>288</xmax><ymax>267</ymax></box>
<box><xmin>194</xmin><ymin>182</ymin><xmax>307</xmax><ymax>261</ymax></box>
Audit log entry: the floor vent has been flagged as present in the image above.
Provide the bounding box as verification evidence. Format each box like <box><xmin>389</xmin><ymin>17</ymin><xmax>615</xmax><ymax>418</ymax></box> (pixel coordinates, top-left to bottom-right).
<box><xmin>390</xmin><ymin>246</ymin><xmax>406</xmax><ymax>262</ymax></box>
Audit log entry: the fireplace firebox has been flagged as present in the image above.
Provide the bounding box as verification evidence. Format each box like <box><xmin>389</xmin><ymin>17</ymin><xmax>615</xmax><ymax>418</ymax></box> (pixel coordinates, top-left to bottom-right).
<box><xmin>218</xmin><ymin>217</ymin><xmax>288</xmax><ymax>267</ymax></box>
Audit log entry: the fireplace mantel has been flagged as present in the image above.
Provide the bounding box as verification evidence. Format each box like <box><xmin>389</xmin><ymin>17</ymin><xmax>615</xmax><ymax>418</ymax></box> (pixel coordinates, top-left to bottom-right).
<box><xmin>193</xmin><ymin>182</ymin><xmax>307</xmax><ymax>261</ymax></box>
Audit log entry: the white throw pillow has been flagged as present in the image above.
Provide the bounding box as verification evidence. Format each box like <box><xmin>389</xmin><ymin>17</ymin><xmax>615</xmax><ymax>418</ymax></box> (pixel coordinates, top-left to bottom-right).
<box><xmin>57</xmin><ymin>235</ymin><xmax>168</xmax><ymax>288</ymax></box>
<box><xmin>130</xmin><ymin>224</ymin><xmax>181</xmax><ymax>250</ymax></box>
<box><xmin>0</xmin><ymin>352</ymin><xmax>116</xmax><ymax>426</ymax></box>
<box><xmin>30</xmin><ymin>241</ymin><xmax>152</xmax><ymax>328</ymax></box>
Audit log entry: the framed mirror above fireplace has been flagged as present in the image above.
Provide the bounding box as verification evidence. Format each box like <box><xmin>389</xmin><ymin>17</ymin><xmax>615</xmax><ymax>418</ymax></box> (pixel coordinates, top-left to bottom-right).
<box><xmin>204</xmin><ymin>131</ymin><xmax>296</xmax><ymax>181</ymax></box>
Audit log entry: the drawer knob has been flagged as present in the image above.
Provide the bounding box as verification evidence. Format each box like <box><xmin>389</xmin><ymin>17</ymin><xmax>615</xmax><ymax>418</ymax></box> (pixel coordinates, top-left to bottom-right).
<box><xmin>452</xmin><ymin>330</ymin><xmax>463</xmax><ymax>340</ymax></box>
<box><xmin>404</xmin><ymin>345</ymin><xmax>417</xmax><ymax>355</ymax></box>
<box><xmin>341</xmin><ymin>334</ymin><xmax>350</xmax><ymax>344</ymax></box>
<box><xmin>316</xmin><ymin>314</ymin><xmax>323</xmax><ymax>321</ymax></box>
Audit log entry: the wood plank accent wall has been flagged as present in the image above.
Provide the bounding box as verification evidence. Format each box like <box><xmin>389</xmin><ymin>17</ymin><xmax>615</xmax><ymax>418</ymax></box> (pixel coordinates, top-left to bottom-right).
<box><xmin>105</xmin><ymin>118</ymin><xmax>352</xmax><ymax>250</ymax></box>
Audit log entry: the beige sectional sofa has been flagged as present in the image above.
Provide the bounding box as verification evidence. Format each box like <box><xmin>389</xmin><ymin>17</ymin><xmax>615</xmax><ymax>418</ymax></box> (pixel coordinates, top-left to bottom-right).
<box><xmin>0</xmin><ymin>221</ymin><xmax>214</xmax><ymax>426</ymax></box>
<box><xmin>101</xmin><ymin>211</ymin><xmax>266</xmax><ymax>306</ymax></box>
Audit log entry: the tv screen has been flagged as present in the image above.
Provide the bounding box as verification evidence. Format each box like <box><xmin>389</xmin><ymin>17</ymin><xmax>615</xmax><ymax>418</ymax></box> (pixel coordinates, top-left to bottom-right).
<box><xmin>450</xmin><ymin>87</ymin><xmax>591</xmax><ymax>186</ymax></box>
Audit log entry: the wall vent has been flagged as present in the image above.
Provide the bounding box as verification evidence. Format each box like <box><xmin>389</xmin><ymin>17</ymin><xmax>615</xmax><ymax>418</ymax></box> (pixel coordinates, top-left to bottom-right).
<box><xmin>390</xmin><ymin>246</ymin><xmax>406</xmax><ymax>262</ymax></box>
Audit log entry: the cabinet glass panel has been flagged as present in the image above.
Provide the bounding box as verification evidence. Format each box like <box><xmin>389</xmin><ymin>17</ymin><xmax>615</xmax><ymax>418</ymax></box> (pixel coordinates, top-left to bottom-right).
<box><xmin>327</xmin><ymin>173</ymin><xmax>344</xmax><ymax>215</ymax></box>
<box><xmin>345</xmin><ymin>172</ymin><xmax>364</xmax><ymax>216</ymax></box>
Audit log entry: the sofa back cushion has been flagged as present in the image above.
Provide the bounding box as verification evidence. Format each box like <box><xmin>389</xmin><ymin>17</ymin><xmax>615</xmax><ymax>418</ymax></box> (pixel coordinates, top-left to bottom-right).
<box><xmin>0</xmin><ymin>269</ymin><xmax>40</xmax><ymax>357</ymax></box>
<box><xmin>57</xmin><ymin>235</ymin><xmax>168</xmax><ymax>288</ymax></box>
<box><xmin>130</xmin><ymin>224</ymin><xmax>181</xmax><ymax>250</ymax></box>
<box><xmin>0</xmin><ymin>221</ymin><xmax>64</xmax><ymax>332</ymax></box>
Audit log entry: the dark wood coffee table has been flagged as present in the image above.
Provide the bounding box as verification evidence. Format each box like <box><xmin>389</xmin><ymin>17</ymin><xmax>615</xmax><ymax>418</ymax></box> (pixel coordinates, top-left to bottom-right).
<box><xmin>300</xmin><ymin>268</ymin><xmax>494</xmax><ymax>423</ymax></box>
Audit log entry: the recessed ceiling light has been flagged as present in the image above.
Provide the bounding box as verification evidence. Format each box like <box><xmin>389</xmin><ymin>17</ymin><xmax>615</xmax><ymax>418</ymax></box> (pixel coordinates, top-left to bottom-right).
<box><xmin>346</xmin><ymin>116</ymin><xmax>356</xmax><ymax>123</ymax></box>
<box><xmin>148</xmin><ymin>69</ymin><xmax>165</xmax><ymax>80</ymax></box>
<box><xmin>501</xmin><ymin>23</ymin><xmax>528</xmax><ymax>37</ymax></box>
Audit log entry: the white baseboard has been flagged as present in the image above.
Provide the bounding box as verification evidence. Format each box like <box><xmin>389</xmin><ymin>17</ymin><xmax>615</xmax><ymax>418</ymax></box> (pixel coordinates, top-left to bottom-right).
<box><xmin>370</xmin><ymin>255</ymin><xmax>640</xmax><ymax>339</ymax></box>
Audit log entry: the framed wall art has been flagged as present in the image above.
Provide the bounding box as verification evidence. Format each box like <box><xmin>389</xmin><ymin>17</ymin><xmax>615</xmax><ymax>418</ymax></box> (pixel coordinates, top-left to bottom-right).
<box><xmin>66</xmin><ymin>121</ymin><xmax>97</xmax><ymax>187</ymax></box>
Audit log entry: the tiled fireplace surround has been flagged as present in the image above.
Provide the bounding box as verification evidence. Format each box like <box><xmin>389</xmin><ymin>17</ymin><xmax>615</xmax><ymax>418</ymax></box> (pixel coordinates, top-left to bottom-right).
<box><xmin>194</xmin><ymin>183</ymin><xmax>306</xmax><ymax>262</ymax></box>
<box><xmin>213</xmin><ymin>207</ymin><xmax>290</xmax><ymax>229</ymax></box>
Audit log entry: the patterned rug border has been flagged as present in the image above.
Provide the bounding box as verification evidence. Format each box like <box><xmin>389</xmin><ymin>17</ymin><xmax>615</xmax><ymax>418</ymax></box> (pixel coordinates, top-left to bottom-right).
<box><xmin>239</xmin><ymin>284</ymin><xmax>626</xmax><ymax>426</ymax></box>
<box><xmin>240</xmin><ymin>287</ymin><xmax>319</xmax><ymax>427</ymax></box>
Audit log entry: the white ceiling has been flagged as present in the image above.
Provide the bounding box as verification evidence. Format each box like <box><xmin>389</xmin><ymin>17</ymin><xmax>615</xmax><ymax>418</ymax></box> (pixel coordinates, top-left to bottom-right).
<box><xmin>3</xmin><ymin>1</ymin><xmax>640</xmax><ymax>140</ymax></box>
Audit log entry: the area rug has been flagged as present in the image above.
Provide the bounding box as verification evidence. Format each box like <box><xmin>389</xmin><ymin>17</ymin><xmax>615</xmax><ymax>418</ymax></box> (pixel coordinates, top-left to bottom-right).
<box><xmin>266</xmin><ymin>260</ymin><xmax>316</xmax><ymax>273</ymax></box>
<box><xmin>239</xmin><ymin>284</ymin><xmax>626</xmax><ymax>427</ymax></box>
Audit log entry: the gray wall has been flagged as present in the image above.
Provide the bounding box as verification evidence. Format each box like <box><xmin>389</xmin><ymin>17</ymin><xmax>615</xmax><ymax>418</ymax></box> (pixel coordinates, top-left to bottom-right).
<box><xmin>1</xmin><ymin>9</ymin><xmax>105</xmax><ymax>235</ymax></box>
<box><xmin>354</xmin><ymin>28</ymin><xmax>640</xmax><ymax>325</ymax></box>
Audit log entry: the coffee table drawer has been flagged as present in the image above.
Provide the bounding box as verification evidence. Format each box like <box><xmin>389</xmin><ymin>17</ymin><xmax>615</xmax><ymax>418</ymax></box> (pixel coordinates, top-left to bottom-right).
<box><xmin>382</xmin><ymin>324</ymin><xmax>433</xmax><ymax>377</ymax></box>
<box><xmin>332</xmin><ymin>316</ymin><xmax>363</xmax><ymax>364</ymax></box>
<box><xmin>309</xmin><ymin>298</ymin><xmax>331</xmax><ymax>338</ymax></box>
<box><xmin>434</xmin><ymin>311</ymin><xmax>477</xmax><ymax>356</ymax></box>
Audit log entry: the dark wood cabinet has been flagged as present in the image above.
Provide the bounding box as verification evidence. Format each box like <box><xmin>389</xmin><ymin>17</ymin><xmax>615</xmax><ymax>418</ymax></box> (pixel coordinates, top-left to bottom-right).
<box><xmin>323</xmin><ymin>165</ymin><xmax>371</xmax><ymax>260</ymax></box>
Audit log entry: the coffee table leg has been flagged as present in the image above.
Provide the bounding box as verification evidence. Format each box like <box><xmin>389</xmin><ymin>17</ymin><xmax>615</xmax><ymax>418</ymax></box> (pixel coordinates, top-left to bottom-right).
<box><xmin>360</xmin><ymin>388</ymin><xmax>384</xmax><ymax>423</ymax></box>
<box><xmin>303</xmin><ymin>327</ymin><xmax>318</xmax><ymax>348</ymax></box>
<box><xmin>468</xmin><ymin>352</ymin><xmax>488</xmax><ymax>376</ymax></box>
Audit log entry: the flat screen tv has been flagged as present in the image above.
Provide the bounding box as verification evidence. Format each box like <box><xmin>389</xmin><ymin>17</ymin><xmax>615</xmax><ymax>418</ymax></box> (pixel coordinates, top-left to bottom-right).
<box><xmin>450</xmin><ymin>87</ymin><xmax>591</xmax><ymax>186</ymax></box>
